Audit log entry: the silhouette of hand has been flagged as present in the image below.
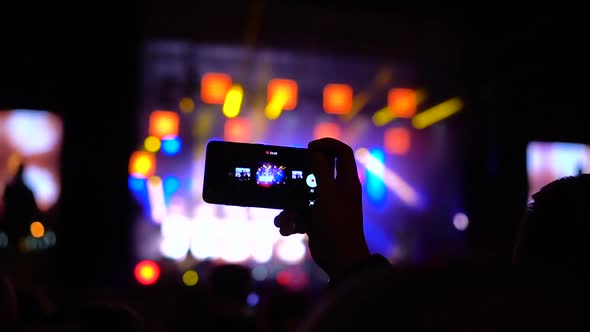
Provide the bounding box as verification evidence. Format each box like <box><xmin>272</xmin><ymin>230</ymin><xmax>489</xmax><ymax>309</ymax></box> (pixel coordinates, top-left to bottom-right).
<box><xmin>274</xmin><ymin>138</ymin><xmax>370</xmax><ymax>280</ymax></box>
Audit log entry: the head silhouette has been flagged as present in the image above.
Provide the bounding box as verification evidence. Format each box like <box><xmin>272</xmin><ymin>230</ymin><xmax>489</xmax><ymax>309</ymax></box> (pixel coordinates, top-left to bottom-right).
<box><xmin>2</xmin><ymin>162</ymin><xmax>39</xmax><ymax>246</ymax></box>
<box><xmin>14</xmin><ymin>163</ymin><xmax>25</xmax><ymax>180</ymax></box>
<box><xmin>514</xmin><ymin>174</ymin><xmax>590</xmax><ymax>272</ymax></box>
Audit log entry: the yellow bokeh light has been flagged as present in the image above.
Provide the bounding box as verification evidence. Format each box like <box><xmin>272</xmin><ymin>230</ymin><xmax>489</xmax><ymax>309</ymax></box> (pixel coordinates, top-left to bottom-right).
<box><xmin>30</xmin><ymin>221</ymin><xmax>45</xmax><ymax>238</ymax></box>
<box><xmin>140</xmin><ymin>267</ymin><xmax>155</xmax><ymax>280</ymax></box>
<box><xmin>264</xmin><ymin>92</ymin><xmax>287</xmax><ymax>120</ymax></box>
<box><xmin>223</xmin><ymin>85</ymin><xmax>244</xmax><ymax>118</ymax></box>
<box><xmin>179</xmin><ymin>97</ymin><xmax>195</xmax><ymax>113</ymax></box>
<box><xmin>144</xmin><ymin>136</ymin><xmax>161</xmax><ymax>152</ymax></box>
<box><xmin>372</xmin><ymin>106</ymin><xmax>396</xmax><ymax>127</ymax></box>
<box><xmin>412</xmin><ymin>97</ymin><xmax>463</xmax><ymax>129</ymax></box>
<box><xmin>135</xmin><ymin>156</ymin><xmax>152</xmax><ymax>174</ymax></box>
<box><xmin>264</xmin><ymin>104</ymin><xmax>282</xmax><ymax>120</ymax></box>
<box><xmin>182</xmin><ymin>270</ymin><xmax>199</xmax><ymax>286</ymax></box>
<box><xmin>148</xmin><ymin>176</ymin><xmax>162</xmax><ymax>186</ymax></box>
<box><xmin>129</xmin><ymin>151</ymin><xmax>156</xmax><ymax>178</ymax></box>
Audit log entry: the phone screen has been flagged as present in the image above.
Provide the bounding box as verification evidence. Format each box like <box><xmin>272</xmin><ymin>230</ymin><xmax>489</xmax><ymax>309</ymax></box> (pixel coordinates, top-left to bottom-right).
<box><xmin>203</xmin><ymin>140</ymin><xmax>317</xmax><ymax>209</ymax></box>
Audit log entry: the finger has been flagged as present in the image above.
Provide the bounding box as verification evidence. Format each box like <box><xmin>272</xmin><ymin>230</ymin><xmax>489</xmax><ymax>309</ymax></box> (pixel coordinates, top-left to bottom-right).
<box><xmin>274</xmin><ymin>211</ymin><xmax>286</xmax><ymax>227</ymax></box>
<box><xmin>274</xmin><ymin>210</ymin><xmax>297</xmax><ymax>228</ymax></box>
<box><xmin>309</xmin><ymin>138</ymin><xmax>359</xmax><ymax>185</ymax></box>
<box><xmin>275</xmin><ymin>210</ymin><xmax>308</xmax><ymax>235</ymax></box>
<box><xmin>275</xmin><ymin>212</ymin><xmax>296</xmax><ymax>236</ymax></box>
<box><xmin>310</xmin><ymin>151</ymin><xmax>334</xmax><ymax>189</ymax></box>
<box><xmin>279</xmin><ymin>222</ymin><xmax>296</xmax><ymax>236</ymax></box>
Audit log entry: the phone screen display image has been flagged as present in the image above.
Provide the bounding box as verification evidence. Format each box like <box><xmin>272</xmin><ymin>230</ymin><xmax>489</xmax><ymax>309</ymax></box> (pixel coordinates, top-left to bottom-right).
<box><xmin>203</xmin><ymin>141</ymin><xmax>316</xmax><ymax>209</ymax></box>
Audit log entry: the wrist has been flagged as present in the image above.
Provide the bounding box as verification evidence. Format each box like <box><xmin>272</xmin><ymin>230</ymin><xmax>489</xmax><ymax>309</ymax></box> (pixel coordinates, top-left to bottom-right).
<box><xmin>326</xmin><ymin>246</ymin><xmax>371</xmax><ymax>280</ymax></box>
<box><xmin>328</xmin><ymin>253</ymin><xmax>391</xmax><ymax>286</ymax></box>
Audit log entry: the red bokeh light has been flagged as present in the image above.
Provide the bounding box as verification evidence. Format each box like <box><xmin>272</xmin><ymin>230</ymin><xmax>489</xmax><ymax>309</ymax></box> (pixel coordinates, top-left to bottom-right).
<box><xmin>276</xmin><ymin>269</ymin><xmax>309</xmax><ymax>290</ymax></box>
<box><xmin>384</xmin><ymin>127</ymin><xmax>411</xmax><ymax>155</ymax></box>
<box><xmin>149</xmin><ymin>111</ymin><xmax>179</xmax><ymax>139</ymax></box>
<box><xmin>134</xmin><ymin>260</ymin><xmax>160</xmax><ymax>285</ymax></box>
<box><xmin>313</xmin><ymin>122</ymin><xmax>341</xmax><ymax>140</ymax></box>
<box><xmin>129</xmin><ymin>151</ymin><xmax>156</xmax><ymax>178</ymax></box>
<box><xmin>276</xmin><ymin>271</ymin><xmax>291</xmax><ymax>286</ymax></box>
<box><xmin>388</xmin><ymin>88</ymin><xmax>417</xmax><ymax>118</ymax></box>
<box><xmin>323</xmin><ymin>84</ymin><xmax>353</xmax><ymax>114</ymax></box>
<box><xmin>201</xmin><ymin>73</ymin><xmax>232</xmax><ymax>104</ymax></box>
<box><xmin>267</xmin><ymin>79</ymin><xmax>298</xmax><ymax>110</ymax></box>
<box><xmin>224</xmin><ymin>118</ymin><xmax>251</xmax><ymax>143</ymax></box>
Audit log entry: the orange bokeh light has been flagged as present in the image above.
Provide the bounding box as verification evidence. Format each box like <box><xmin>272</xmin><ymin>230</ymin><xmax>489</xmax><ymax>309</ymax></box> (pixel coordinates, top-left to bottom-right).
<box><xmin>224</xmin><ymin>118</ymin><xmax>251</xmax><ymax>143</ymax></box>
<box><xmin>323</xmin><ymin>84</ymin><xmax>353</xmax><ymax>114</ymax></box>
<box><xmin>384</xmin><ymin>127</ymin><xmax>411</xmax><ymax>155</ymax></box>
<box><xmin>388</xmin><ymin>88</ymin><xmax>417</xmax><ymax>118</ymax></box>
<box><xmin>30</xmin><ymin>221</ymin><xmax>45</xmax><ymax>238</ymax></box>
<box><xmin>149</xmin><ymin>111</ymin><xmax>179</xmax><ymax>139</ymax></box>
<box><xmin>313</xmin><ymin>122</ymin><xmax>341</xmax><ymax>140</ymax></box>
<box><xmin>134</xmin><ymin>260</ymin><xmax>160</xmax><ymax>285</ymax></box>
<box><xmin>129</xmin><ymin>151</ymin><xmax>156</xmax><ymax>178</ymax></box>
<box><xmin>268</xmin><ymin>79</ymin><xmax>298</xmax><ymax>110</ymax></box>
<box><xmin>201</xmin><ymin>73</ymin><xmax>232</xmax><ymax>104</ymax></box>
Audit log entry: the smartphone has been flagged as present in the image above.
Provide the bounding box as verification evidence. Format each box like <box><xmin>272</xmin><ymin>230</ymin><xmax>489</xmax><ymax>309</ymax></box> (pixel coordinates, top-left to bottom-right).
<box><xmin>203</xmin><ymin>140</ymin><xmax>318</xmax><ymax>209</ymax></box>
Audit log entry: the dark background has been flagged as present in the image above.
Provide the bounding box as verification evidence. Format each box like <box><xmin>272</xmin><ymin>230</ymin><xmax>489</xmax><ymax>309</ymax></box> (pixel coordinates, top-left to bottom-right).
<box><xmin>1</xmin><ymin>2</ymin><xmax>587</xmax><ymax>288</ymax></box>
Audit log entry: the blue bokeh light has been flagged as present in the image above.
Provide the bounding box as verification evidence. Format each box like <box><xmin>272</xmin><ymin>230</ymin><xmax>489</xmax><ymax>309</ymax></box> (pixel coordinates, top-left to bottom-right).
<box><xmin>161</xmin><ymin>136</ymin><xmax>182</xmax><ymax>155</ymax></box>
<box><xmin>163</xmin><ymin>176</ymin><xmax>180</xmax><ymax>195</ymax></box>
<box><xmin>366</xmin><ymin>148</ymin><xmax>387</xmax><ymax>205</ymax></box>
<box><xmin>247</xmin><ymin>292</ymin><xmax>260</xmax><ymax>307</ymax></box>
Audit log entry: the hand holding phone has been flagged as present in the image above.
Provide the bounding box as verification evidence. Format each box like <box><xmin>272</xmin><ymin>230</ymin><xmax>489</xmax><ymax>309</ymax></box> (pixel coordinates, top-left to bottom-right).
<box><xmin>274</xmin><ymin>138</ymin><xmax>371</xmax><ymax>281</ymax></box>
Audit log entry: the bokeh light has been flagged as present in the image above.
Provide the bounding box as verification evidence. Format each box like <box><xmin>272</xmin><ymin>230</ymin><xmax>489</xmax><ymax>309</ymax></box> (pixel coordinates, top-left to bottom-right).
<box><xmin>201</xmin><ymin>73</ymin><xmax>232</xmax><ymax>104</ymax></box>
<box><xmin>251</xmin><ymin>266</ymin><xmax>268</xmax><ymax>281</ymax></box>
<box><xmin>268</xmin><ymin>79</ymin><xmax>298</xmax><ymax>110</ymax></box>
<box><xmin>388</xmin><ymin>88</ymin><xmax>417</xmax><ymax>118</ymax></box>
<box><xmin>147</xmin><ymin>176</ymin><xmax>167</xmax><ymax>223</ymax></box>
<box><xmin>22</xmin><ymin>166</ymin><xmax>60</xmax><ymax>211</ymax></box>
<box><xmin>453</xmin><ymin>212</ymin><xmax>469</xmax><ymax>231</ymax></box>
<box><xmin>129</xmin><ymin>151</ymin><xmax>156</xmax><ymax>178</ymax></box>
<box><xmin>149</xmin><ymin>111</ymin><xmax>179</xmax><ymax>139</ymax></box>
<box><xmin>182</xmin><ymin>270</ymin><xmax>199</xmax><ymax>286</ymax></box>
<box><xmin>128</xmin><ymin>176</ymin><xmax>146</xmax><ymax>192</ymax></box>
<box><xmin>365</xmin><ymin>148</ymin><xmax>387</xmax><ymax>204</ymax></box>
<box><xmin>251</xmin><ymin>243</ymin><xmax>273</xmax><ymax>263</ymax></box>
<box><xmin>247</xmin><ymin>292</ymin><xmax>260</xmax><ymax>307</ymax></box>
<box><xmin>44</xmin><ymin>230</ymin><xmax>56</xmax><ymax>246</ymax></box>
<box><xmin>276</xmin><ymin>236</ymin><xmax>307</xmax><ymax>264</ymax></box>
<box><xmin>412</xmin><ymin>97</ymin><xmax>463</xmax><ymax>129</ymax></box>
<box><xmin>179</xmin><ymin>97</ymin><xmax>195</xmax><ymax>113</ymax></box>
<box><xmin>224</xmin><ymin>118</ymin><xmax>251</xmax><ymax>142</ymax></box>
<box><xmin>372</xmin><ymin>106</ymin><xmax>396</xmax><ymax>127</ymax></box>
<box><xmin>223</xmin><ymin>84</ymin><xmax>244</xmax><ymax>118</ymax></box>
<box><xmin>313</xmin><ymin>122</ymin><xmax>341</xmax><ymax>140</ymax></box>
<box><xmin>134</xmin><ymin>260</ymin><xmax>160</xmax><ymax>285</ymax></box>
<box><xmin>144</xmin><ymin>136</ymin><xmax>161</xmax><ymax>152</ymax></box>
<box><xmin>160</xmin><ymin>215</ymin><xmax>191</xmax><ymax>259</ymax></box>
<box><xmin>276</xmin><ymin>270</ymin><xmax>291</xmax><ymax>286</ymax></box>
<box><xmin>323</xmin><ymin>84</ymin><xmax>353</xmax><ymax>115</ymax></box>
<box><xmin>163</xmin><ymin>176</ymin><xmax>180</xmax><ymax>195</ymax></box>
<box><xmin>264</xmin><ymin>102</ymin><xmax>283</xmax><ymax>120</ymax></box>
<box><xmin>384</xmin><ymin>127</ymin><xmax>411</xmax><ymax>155</ymax></box>
<box><xmin>30</xmin><ymin>221</ymin><xmax>45</xmax><ymax>238</ymax></box>
<box><xmin>4</xmin><ymin>110</ymin><xmax>62</xmax><ymax>156</ymax></box>
<box><xmin>161</xmin><ymin>137</ymin><xmax>182</xmax><ymax>156</ymax></box>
